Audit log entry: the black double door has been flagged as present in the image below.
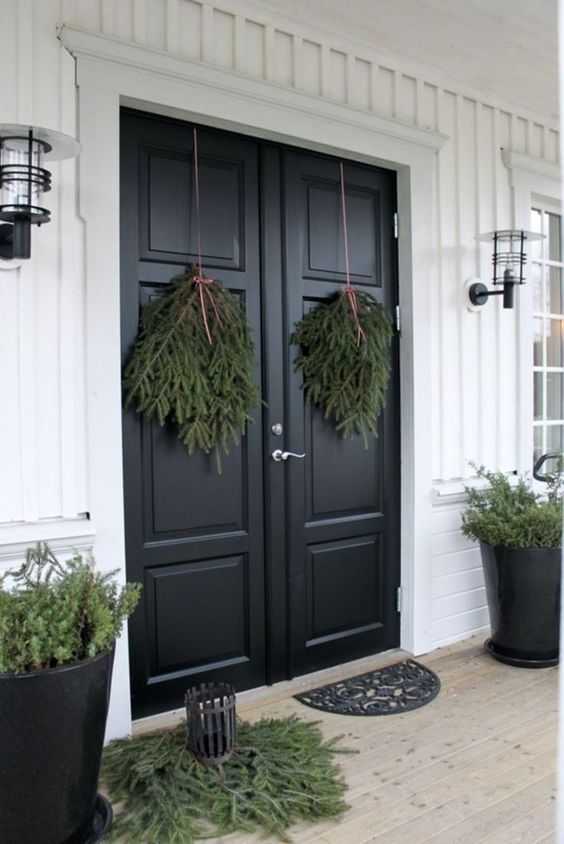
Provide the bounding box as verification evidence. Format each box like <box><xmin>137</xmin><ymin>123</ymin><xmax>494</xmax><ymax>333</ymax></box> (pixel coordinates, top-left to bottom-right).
<box><xmin>121</xmin><ymin>109</ymin><xmax>400</xmax><ymax>717</ymax></box>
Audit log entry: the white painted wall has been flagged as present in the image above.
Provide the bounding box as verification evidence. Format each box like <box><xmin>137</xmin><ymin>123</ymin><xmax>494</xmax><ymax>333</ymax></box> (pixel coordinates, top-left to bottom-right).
<box><xmin>0</xmin><ymin>0</ymin><xmax>560</xmax><ymax>723</ymax></box>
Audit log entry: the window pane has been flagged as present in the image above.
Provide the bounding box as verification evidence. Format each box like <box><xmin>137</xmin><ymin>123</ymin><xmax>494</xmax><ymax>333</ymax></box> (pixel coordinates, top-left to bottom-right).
<box><xmin>546</xmin><ymin>319</ymin><xmax>564</xmax><ymax>367</ymax></box>
<box><xmin>531</xmin><ymin>209</ymin><xmax>544</xmax><ymax>261</ymax></box>
<box><xmin>532</xmin><ymin>262</ymin><xmax>544</xmax><ymax>312</ymax></box>
<box><xmin>548</xmin><ymin>266</ymin><xmax>563</xmax><ymax>315</ymax></box>
<box><xmin>549</xmin><ymin>213</ymin><xmax>562</xmax><ymax>262</ymax></box>
<box><xmin>534</xmin><ymin>426</ymin><xmax>544</xmax><ymax>462</ymax></box>
<box><xmin>547</xmin><ymin>424</ymin><xmax>564</xmax><ymax>453</ymax></box>
<box><xmin>547</xmin><ymin>373</ymin><xmax>564</xmax><ymax>420</ymax></box>
<box><xmin>534</xmin><ymin>318</ymin><xmax>544</xmax><ymax>365</ymax></box>
<box><xmin>534</xmin><ymin>372</ymin><xmax>544</xmax><ymax>420</ymax></box>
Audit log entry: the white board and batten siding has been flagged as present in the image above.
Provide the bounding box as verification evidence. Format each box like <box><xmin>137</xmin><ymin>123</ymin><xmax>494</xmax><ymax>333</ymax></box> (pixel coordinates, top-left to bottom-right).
<box><xmin>0</xmin><ymin>0</ymin><xmax>559</xmax><ymax>649</ymax></box>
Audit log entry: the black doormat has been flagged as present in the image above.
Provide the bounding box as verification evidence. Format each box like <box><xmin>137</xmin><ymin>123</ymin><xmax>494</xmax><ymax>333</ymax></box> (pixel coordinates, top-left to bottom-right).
<box><xmin>294</xmin><ymin>659</ymin><xmax>440</xmax><ymax>716</ymax></box>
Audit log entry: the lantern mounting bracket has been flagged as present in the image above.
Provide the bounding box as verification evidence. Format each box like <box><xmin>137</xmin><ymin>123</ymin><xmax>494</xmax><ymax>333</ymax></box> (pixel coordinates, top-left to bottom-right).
<box><xmin>0</xmin><ymin>223</ymin><xmax>15</xmax><ymax>260</ymax></box>
<box><xmin>469</xmin><ymin>275</ymin><xmax>518</xmax><ymax>309</ymax></box>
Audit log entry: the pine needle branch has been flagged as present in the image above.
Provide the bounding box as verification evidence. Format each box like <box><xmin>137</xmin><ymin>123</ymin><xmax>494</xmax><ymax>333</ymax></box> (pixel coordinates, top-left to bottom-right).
<box><xmin>291</xmin><ymin>289</ymin><xmax>393</xmax><ymax>441</ymax></box>
<box><xmin>102</xmin><ymin>716</ymin><xmax>350</xmax><ymax>842</ymax></box>
<box><xmin>122</xmin><ymin>269</ymin><xmax>262</xmax><ymax>472</ymax></box>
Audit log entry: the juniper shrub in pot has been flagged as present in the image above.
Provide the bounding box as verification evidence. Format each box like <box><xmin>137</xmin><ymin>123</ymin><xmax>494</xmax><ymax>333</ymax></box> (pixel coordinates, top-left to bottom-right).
<box><xmin>0</xmin><ymin>543</ymin><xmax>141</xmax><ymax>844</ymax></box>
<box><xmin>461</xmin><ymin>466</ymin><xmax>562</xmax><ymax>667</ymax></box>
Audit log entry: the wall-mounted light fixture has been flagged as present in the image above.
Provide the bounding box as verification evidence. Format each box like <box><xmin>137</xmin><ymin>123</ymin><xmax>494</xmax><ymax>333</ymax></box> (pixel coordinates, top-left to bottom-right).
<box><xmin>468</xmin><ymin>229</ymin><xmax>545</xmax><ymax>309</ymax></box>
<box><xmin>0</xmin><ymin>124</ymin><xmax>81</xmax><ymax>261</ymax></box>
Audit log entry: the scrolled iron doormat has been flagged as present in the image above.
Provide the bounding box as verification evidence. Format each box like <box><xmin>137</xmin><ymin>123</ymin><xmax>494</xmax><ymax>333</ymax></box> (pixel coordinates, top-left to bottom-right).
<box><xmin>294</xmin><ymin>659</ymin><xmax>440</xmax><ymax>716</ymax></box>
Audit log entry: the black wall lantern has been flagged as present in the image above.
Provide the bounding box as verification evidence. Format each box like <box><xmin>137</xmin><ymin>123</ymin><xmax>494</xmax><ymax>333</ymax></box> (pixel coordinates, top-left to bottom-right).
<box><xmin>0</xmin><ymin>124</ymin><xmax>81</xmax><ymax>261</ymax></box>
<box><xmin>469</xmin><ymin>229</ymin><xmax>545</xmax><ymax>309</ymax></box>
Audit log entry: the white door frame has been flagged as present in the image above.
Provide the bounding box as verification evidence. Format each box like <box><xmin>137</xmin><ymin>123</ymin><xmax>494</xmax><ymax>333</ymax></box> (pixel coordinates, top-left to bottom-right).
<box><xmin>59</xmin><ymin>26</ymin><xmax>446</xmax><ymax>738</ymax></box>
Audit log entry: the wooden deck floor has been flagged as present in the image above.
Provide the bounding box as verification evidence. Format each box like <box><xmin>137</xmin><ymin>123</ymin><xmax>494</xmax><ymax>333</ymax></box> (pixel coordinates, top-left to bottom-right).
<box><xmin>217</xmin><ymin>637</ymin><xmax>558</xmax><ymax>844</ymax></box>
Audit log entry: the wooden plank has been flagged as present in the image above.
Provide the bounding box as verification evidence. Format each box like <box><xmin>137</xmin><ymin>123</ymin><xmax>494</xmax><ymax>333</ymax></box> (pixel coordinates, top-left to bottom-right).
<box><xmin>347</xmin><ymin>748</ymin><xmax>555</xmax><ymax>840</ymax></box>
<box><xmin>421</xmin><ymin>773</ymin><xmax>556</xmax><ymax>844</ymax></box>
<box><xmin>131</xmin><ymin>638</ymin><xmax>558</xmax><ymax>844</ymax></box>
<box><xmin>479</xmin><ymin>799</ymin><xmax>556</xmax><ymax>843</ymax></box>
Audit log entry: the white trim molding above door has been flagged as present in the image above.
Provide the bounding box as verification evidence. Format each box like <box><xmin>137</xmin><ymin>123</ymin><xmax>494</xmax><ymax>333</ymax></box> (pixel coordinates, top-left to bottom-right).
<box><xmin>58</xmin><ymin>25</ymin><xmax>447</xmax><ymax>738</ymax></box>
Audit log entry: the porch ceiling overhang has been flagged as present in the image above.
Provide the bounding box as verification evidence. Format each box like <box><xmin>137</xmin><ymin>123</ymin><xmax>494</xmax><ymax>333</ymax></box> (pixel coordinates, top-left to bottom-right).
<box><xmin>256</xmin><ymin>0</ymin><xmax>559</xmax><ymax>122</ymax></box>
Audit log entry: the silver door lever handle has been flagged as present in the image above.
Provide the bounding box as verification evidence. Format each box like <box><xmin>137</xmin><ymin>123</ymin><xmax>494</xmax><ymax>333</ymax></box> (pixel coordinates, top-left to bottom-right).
<box><xmin>271</xmin><ymin>449</ymin><xmax>306</xmax><ymax>462</ymax></box>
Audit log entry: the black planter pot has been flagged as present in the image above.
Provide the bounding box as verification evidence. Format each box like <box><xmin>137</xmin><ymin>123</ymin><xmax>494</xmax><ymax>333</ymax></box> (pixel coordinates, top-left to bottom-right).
<box><xmin>0</xmin><ymin>648</ymin><xmax>114</xmax><ymax>844</ymax></box>
<box><xmin>480</xmin><ymin>543</ymin><xmax>561</xmax><ymax>667</ymax></box>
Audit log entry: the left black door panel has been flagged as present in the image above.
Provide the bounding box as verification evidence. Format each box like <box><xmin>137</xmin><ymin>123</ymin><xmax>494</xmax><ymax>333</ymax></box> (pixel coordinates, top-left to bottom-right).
<box><xmin>121</xmin><ymin>110</ymin><xmax>266</xmax><ymax>718</ymax></box>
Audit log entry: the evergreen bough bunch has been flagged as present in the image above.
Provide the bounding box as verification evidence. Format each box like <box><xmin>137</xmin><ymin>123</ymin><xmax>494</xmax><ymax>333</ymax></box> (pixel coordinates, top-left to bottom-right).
<box><xmin>461</xmin><ymin>464</ymin><xmax>563</xmax><ymax>549</ymax></box>
<box><xmin>123</xmin><ymin>268</ymin><xmax>261</xmax><ymax>471</ymax></box>
<box><xmin>291</xmin><ymin>289</ymin><xmax>393</xmax><ymax>442</ymax></box>
<box><xmin>0</xmin><ymin>543</ymin><xmax>141</xmax><ymax>674</ymax></box>
<box><xmin>102</xmin><ymin>716</ymin><xmax>351</xmax><ymax>842</ymax></box>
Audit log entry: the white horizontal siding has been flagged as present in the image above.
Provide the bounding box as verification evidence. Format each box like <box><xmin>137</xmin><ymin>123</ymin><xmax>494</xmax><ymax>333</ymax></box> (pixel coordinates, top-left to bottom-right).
<box><xmin>432</xmin><ymin>502</ymin><xmax>489</xmax><ymax>648</ymax></box>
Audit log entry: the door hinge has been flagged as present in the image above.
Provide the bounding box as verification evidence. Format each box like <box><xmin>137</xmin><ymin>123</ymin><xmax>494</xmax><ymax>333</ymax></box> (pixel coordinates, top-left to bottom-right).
<box><xmin>396</xmin><ymin>586</ymin><xmax>403</xmax><ymax>613</ymax></box>
<box><xmin>395</xmin><ymin>305</ymin><xmax>401</xmax><ymax>333</ymax></box>
<box><xmin>393</xmin><ymin>212</ymin><xmax>399</xmax><ymax>239</ymax></box>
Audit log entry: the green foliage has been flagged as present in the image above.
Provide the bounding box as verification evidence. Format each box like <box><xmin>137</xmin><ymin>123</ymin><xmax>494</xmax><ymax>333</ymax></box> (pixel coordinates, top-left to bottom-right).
<box><xmin>123</xmin><ymin>269</ymin><xmax>261</xmax><ymax>471</ymax></box>
<box><xmin>103</xmin><ymin>716</ymin><xmax>351</xmax><ymax>842</ymax></box>
<box><xmin>461</xmin><ymin>464</ymin><xmax>563</xmax><ymax>549</ymax></box>
<box><xmin>291</xmin><ymin>290</ymin><xmax>393</xmax><ymax>442</ymax></box>
<box><xmin>0</xmin><ymin>543</ymin><xmax>141</xmax><ymax>674</ymax></box>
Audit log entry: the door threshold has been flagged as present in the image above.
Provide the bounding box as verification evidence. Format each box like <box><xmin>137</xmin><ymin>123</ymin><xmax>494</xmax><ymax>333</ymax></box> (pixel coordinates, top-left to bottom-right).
<box><xmin>132</xmin><ymin>646</ymin><xmax>411</xmax><ymax>736</ymax></box>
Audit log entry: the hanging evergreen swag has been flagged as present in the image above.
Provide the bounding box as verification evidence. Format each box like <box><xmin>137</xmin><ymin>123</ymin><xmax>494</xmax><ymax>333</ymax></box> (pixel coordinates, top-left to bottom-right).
<box><xmin>291</xmin><ymin>289</ymin><xmax>392</xmax><ymax>442</ymax></box>
<box><xmin>123</xmin><ymin>267</ymin><xmax>261</xmax><ymax>471</ymax></box>
<box><xmin>123</xmin><ymin>128</ymin><xmax>261</xmax><ymax>471</ymax></box>
<box><xmin>290</xmin><ymin>163</ymin><xmax>393</xmax><ymax>443</ymax></box>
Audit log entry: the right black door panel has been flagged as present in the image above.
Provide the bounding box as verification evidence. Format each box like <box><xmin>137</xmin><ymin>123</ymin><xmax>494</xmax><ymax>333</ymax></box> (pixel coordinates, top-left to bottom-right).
<box><xmin>282</xmin><ymin>150</ymin><xmax>400</xmax><ymax>676</ymax></box>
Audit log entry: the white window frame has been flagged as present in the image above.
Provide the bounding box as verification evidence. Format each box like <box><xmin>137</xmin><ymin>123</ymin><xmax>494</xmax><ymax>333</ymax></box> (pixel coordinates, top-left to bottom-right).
<box><xmin>501</xmin><ymin>150</ymin><xmax>562</xmax><ymax>475</ymax></box>
<box><xmin>531</xmin><ymin>199</ymin><xmax>564</xmax><ymax>461</ymax></box>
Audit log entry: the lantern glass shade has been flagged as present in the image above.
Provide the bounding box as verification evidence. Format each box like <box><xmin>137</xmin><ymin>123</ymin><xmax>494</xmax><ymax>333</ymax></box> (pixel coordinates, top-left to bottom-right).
<box><xmin>0</xmin><ymin>135</ymin><xmax>50</xmax><ymax>224</ymax></box>
<box><xmin>476</xmin><ymin>229</ymin><xmax>545</xmax><ymax>285</ymax></box>
<box><xmin>0</xmin><ymin>124</ymin><xmax>82</xmax><ymax>162</ymax></box>
<box><xmin>0</xmin><ymin>125</ymin><xmax>81</xmax><ymax>260</ymax></box>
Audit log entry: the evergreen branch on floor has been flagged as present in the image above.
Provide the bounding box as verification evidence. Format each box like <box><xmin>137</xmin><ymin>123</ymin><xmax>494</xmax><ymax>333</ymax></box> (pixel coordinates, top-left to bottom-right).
<box><xmin>102</xmin><ymin>716</ymin><xmax>350</xmax><ymax>842</ymax></box>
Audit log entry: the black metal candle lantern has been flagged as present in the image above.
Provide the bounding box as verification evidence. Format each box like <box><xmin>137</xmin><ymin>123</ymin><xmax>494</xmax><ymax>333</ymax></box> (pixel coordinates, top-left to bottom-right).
<box><xmin>469</xmin><ymin>229</ymin><xmax>545</xmax><ymax>309</ymax></box>
<box><xmin>185</xmin><ymin>682</ymin><xmax>236</xmax><ymax>769</ymax></box>
<box><xmin>0</xmin><ymin>124</ymin><xmax>81</xmax><ymax>261</ymax></box>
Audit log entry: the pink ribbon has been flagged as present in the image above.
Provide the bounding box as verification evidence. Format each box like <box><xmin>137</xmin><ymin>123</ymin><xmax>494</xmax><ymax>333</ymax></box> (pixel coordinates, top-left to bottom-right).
<box><xmin>339</xmin><ymin>161</ymin><xmax>366</xmax><ymax>345</ymax></box>
<box><xmin>192</xmin><ymin>127</ymin><xmax>220</xmax><ymax>345</ymax></box>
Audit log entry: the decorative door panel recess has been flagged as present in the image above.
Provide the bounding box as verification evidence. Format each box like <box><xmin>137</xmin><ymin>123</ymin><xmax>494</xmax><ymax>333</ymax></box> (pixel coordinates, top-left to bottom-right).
<box><xmin>121</xmin><ymin>109</ymin><xmax>400</xmax><ymax>717</ymax></box>
<box><xmin>306</xmin><ymin>410</ymin><xmax>382</xmax><ymax>519</ymax></box>
<box><xmin>145</xmin><ymin>555</ymin><xmax>248</xmax><ymax>676</ymax></box>
<box><xmin>305</xmin><ymin>181</ymin><xmax>381</xmax><ymax>284</ymax></box>
<box><xmin>306</xmin><ymin>536</ymin><xmax>383</xmax><ymax>643</ymax></box>
<box><xmin>139</xmin><ymin>144</ymin><xmax>245</xmax><ymax>268</ymax></box>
